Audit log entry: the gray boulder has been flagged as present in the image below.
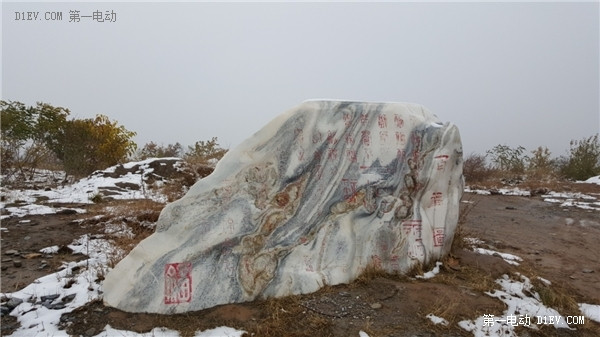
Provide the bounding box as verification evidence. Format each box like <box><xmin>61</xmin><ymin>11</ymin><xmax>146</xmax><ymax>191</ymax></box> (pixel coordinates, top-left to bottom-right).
<box><xmin>103</xmin><ymin>100</ymin><xmax>463</xmax><ymax>313</ymax></box>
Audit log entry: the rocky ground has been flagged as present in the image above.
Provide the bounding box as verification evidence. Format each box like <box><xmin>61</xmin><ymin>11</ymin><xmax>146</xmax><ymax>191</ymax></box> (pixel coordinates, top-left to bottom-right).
<box><xmin>1</xmin><ymin>181</ymin><xmax>600</xmax><ymax>337</ymax></box>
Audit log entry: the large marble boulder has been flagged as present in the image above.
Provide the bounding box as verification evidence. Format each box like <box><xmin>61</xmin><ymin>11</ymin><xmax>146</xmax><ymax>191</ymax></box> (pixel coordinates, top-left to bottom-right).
<box><xmin>103</xmin><ymin>100</ymin><xmax>463</xmax><ymax>314</ymax></box>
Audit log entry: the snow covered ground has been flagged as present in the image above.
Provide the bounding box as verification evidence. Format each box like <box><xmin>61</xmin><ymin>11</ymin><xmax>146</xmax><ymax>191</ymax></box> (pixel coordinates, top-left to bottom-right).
<box><xmin>1</xmin><ymin>167</ymin><xmax>599</xmax><ymax>336</ymax></box>
<box><xmin>0</xmin><ymin>158</ymin><xmax>186</xmax><ymax>220</ymax></box>
<box><xmin>465</xmin><ymin>176</ymin><xmax>600</xmax><ymax>211</ymax></box>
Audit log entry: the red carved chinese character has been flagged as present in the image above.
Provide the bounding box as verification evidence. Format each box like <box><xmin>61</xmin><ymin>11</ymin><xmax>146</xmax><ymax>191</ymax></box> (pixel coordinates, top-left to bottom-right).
<box><xmin>360</xmin><ymin>113</ymin><xmax>368</xmax><ymax>124</ymax></box>
<box><xmin>294</xmin><ymin>128</ymin><xmax>304</xmax><ymax>143</ymax></box>
<box><xmin>361</xmin><ymin>130</ymin><xmax>371</xmax><ymax>146</ymax></box>
<box><xmin>378</xmin><ymin>114</ymin><xmax>388</xmax><ymax>128</ymax></box>
<box><xmin>304</xmin><ymin>255</ymin><xmax>314</xmax><ymax>272</ymax></box>
<box><xmin>434</xmin><ymin>155</ymin><xmax>449</xmax><ymax>171</ymax></box>
<box><xmin>395</xmin><ymin>132</ymin><xmax>405</xmax><ymax>143</ymax></box>
<box><xmin>431</xmin><ymin>192</ymin><xmax>443</xmax><ymax>206</ymax></box>
<box><xmin>402</xmin><ymin>220</ymin><xmax>422</xmax><ymax>236</ymax></box>
<box><xmin>343</xmin><ymin>112</ymin><xmax>352</xmax><ymax>127</ymax></box>
<box><xmin>327</xmin><ymin>147</ymin><xmax>338</xmax><ymax>160</ymax></box>
<box><xmin>346</xmin><ymin>149</ymin><xmax>357</xmax><ymax>163</ymax></box>
<box><xmin>341</xmin><ymin>178</ymin><xmax>357</xmax><ymax>201</ymax></box>
<box><xmin>327</xmin><ymin>130</ymin><xmax>337</xmax><ymax>145</ymax></box>
<box><xmin>433</xmin><ymin>228</ymin><xmax>445</xmax><ymax>247</ymax></box>
<box><xmin>394</xmin><ymin>114</ymin><xmax>404</xmax><ymax>128</ymax></box>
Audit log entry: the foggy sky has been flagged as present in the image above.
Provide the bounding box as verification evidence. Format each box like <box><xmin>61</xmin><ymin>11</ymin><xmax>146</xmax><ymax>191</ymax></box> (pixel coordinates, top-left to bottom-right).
<box><xmin>2</xmin><ymin>1</ymin><xmax>599</xmax><ymax>158</ymax></box>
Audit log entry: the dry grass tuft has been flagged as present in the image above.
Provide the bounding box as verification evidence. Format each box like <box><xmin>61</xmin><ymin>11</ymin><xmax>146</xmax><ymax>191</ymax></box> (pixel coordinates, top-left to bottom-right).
<box><xmin>157</xmin><ymin>179</ymin><xmax>190</xmax><ymax>202</ymax></box>
<box><xmin>452</xmin><ymin>195</ymin><xmax>478</xmax><ymax>252</ymax></box>
<box><xmin>247</xmin><ymin>296</ymin><xmax>334</xmax><ymax>337</ymax></box>
<box><xmin>355</xmin><ymin>263</ymin><xmax>391</xmax><ymax>285</ymax></box>
<box><xmin>108</xmin><ymin>199</ymin><xmax>165</xmax><ymax>220</ymax></box>
<box><xmin>434</xmin><ymin>264</ymin><xmax>500</xmax><ymax>294</ymax></box>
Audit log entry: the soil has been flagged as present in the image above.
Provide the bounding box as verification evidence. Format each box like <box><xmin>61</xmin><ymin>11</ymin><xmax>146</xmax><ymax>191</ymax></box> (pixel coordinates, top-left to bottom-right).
<box><xmin>0</xmin><ymin>206</ymin><xmax>106</xmax><ymax>293</ymax></box>
<box><xmin>2</xmin><ymin>183</ymin><xmax>600</xmax><ymax>337</ymax></box>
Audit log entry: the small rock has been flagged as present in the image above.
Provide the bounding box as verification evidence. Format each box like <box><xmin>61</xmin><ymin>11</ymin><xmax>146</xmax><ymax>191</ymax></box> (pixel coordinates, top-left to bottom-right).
<box><xmin>5</xmin><ymin>250</ymin><xmax>19</xmax><ymax>256</ymax></box>
<box><xmin>84</xmin><ymin>327</ymin><xmax>97</xmax><ymax>337</ymax></box>
<box><xmin>48</xmin><ymin>303</ymin><xmax>66</xmax><ymax>310</ymax></box>
<box><xmin>339</xmin><ymin>292</ymin><xmax>351</xmax><ymax>297</ymax></box>
<box><xmin>23</xmin><ymin>236</ymin><xmax>31</xmax><ymax>241</ymax></box>
<box><xmin>13</xmin><ymin>260</ymin><xmax>22</xmax><ymax>268</ymax></box>
<box><xmin>2</xmin><ymin>258</ymin><xmax>13</xmax><ymax>263</ymax></box>
<box><xmin>370</xmin><ymin>302</ymin><xmax>382</xmax><ymax>309</ymax></box>
<box><xmin>62</xmin><ymin>294</ymin><xmax>76</xmax><ymax>303</ymax></box>
<box><xmin>0</xmin><ymin>305</ymin><xmax>10</xmax><ymax>316</ymax></box>
<box><xmin>6</xmin><ymin>297</ymin><xmax>24</xmax><ymax>309</ymax></box>
<box><xmin>23</xmin><ymin>253</ymin><xmax>42</xmax><ymax>259</ymax></box>
<box><xmin>57</xmin><ymin>209</ymin><xmax>78</xmax><ymax>215</ymax></box>
<box><xmin>41</xmin><ymin>294</ymin><xmax>60</xmax><ymax>302</ymax></box>
<box><xmin>505</xmin><ymin>206</ymin><xmax>516</xmax><ymax>210</ymax></box>
<box><xmin>582</xmin><ymin>269</ymin><xmax>594</xmax><ymax>274</ymax></box>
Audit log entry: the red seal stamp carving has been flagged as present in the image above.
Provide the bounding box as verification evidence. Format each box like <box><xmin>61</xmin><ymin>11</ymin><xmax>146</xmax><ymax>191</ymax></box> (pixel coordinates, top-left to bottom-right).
<box><xmin>164</xmin><ymin>262</ymin><xmax>192</xmax><ymax>304</ymax></box>
<box><xmin>433</xmin><ymin>228</ymin><xmax>445</xmax><ymax>247</ymax></box>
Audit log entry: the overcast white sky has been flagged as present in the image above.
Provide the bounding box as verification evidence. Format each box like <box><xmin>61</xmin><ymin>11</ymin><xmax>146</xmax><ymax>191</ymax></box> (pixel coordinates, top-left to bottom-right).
<box><xmin>2</xmin><ymin>1</ymin><xmax>599</xmax><ymax>158</ymax></box>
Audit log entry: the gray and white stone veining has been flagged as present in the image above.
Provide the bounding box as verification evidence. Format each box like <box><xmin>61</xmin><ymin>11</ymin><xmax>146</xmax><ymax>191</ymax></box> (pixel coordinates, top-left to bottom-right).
<box><xmin>103</xmin><ymin>100</ymin><xmax>464</xmax><ymax>314</ymax></box>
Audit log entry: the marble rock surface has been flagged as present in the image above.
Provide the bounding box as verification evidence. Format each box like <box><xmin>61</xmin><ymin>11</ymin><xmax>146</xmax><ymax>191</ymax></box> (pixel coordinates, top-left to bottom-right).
<box><xmin>103</xmin><ymin>100</ymin><xmax>464</xmax><ymax>314</ymax></box>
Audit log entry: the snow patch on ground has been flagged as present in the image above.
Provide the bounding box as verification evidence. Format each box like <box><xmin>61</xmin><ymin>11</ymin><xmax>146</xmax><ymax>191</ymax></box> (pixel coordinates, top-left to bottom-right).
<box><xmin>416</xmin><ymin>261</ymin><xmax>442</xmax><ymax>279</ymax></box>
<box><xmin>472</xmin><ymin>247</ymin><xmax>523</xmax><ymax>266</ymax></box>
<box><xmin>2</xmin><ymin>235</ymin><xmax>118</xmax><ymax>337</ymax></box>
<box><xmin>426</xmin><ymin>313</ymin><xmax>449</xmax><ymax>326</ymax></box>
<box><xmin>92</xmin><ymin>325</ymin><xmax>245</xmax><ymax>337</ymax></box>
<box><xmin>464</xmin><ymin>185</ymin><xmax>599</xmax><ymax>211</ymax></box>
<box><xmin>542</xmin><ymin>191</ymin><xmax>600</xmax><ymax>211</ymax></box>
<box><xmin>459</xmin><ymin>273</ymin><xmax>574</xmax><ymax>337</ymax></box>
<box><xmin>582</xmin><ymin>175</ymin><xmax>600</xmax><ymax>185</ymax></box>
<box><xmin>464</xmin><ymin>237</ymin><xmax>485</xmax><ymax>245</ymax></box>
<box><xmin>463</xmin><ymin>237</ymin><xmax>523</xmax><ymax>266</ymax></box>
<box><xmin>464</xmin><ymin>187</ymin><xmax>530</xmax><ymax>196</ymax></box>
<box><xmin>579</xmin><ymin>303</ymin><xmax>600</xmax><ymax>323</ymax></box>
<box><xmin>464</xmin><ymin>187</ymin><xmax>491</xmax><ymax>195</ymax></box>
<box><xmin>0</xmin><ymin>158</ymin><xmax>187</xmax><ymax>220</ymax></box>
<box><xmin>1</xmin><ymin>204</ymin><xmax>86</xmax><ymax>219</ymax></box>
<box><xmin>1</xmin><ymin>231</ymin><xmax>247</xmax><ymax>337</ymax></box>
<box><xmin>94</xmin><ymin>325</ymin><xmax>245</xmax><ymax>337</ymax></box>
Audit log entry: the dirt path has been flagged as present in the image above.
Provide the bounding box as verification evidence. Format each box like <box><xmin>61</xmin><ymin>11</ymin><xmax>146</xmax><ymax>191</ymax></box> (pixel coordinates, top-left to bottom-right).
<box><xmin>1</xmin><ymin>206</ymin><xmax>105</xmax><ymax>293</ymax></box>
<box><xmin>461</xmin><ymin>193</ymin><xmax>600</xmax><ymax>303</ymax></box>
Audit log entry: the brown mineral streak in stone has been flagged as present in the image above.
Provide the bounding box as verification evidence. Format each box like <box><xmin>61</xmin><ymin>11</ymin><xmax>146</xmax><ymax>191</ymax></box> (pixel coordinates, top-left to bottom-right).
<box><xmin>239</xmin><ymin>177</ymin><xmax>308</xmax><ymax>297</ymax></box>
<box><xmin>274</xmin><ymin>192</ymin><xmax>289</xmax><ymax>207</ymax></box>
